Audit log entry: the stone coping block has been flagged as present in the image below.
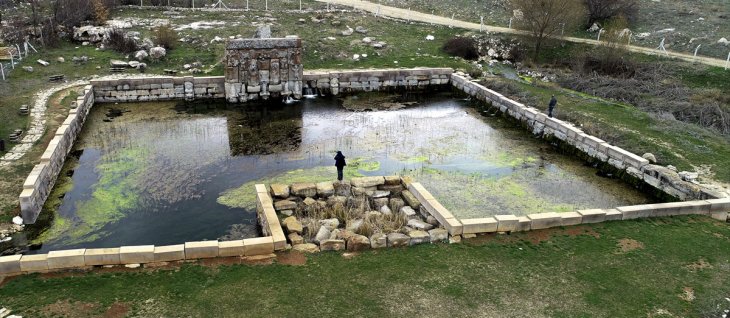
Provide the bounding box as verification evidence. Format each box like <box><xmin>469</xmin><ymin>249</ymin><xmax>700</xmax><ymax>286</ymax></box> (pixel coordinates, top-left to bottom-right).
<box><xmin>650</xmin><ymin>201</ymin><xmax>711</xmax><ymax>216</ymax></box>
<box><xmin>407</xmin><ymin>183</ymin><xmax>435</xmax><ymax>202</ymax></box>
<box><xmin>154</xmin><ymin>244</ymin><xmax>185</xmax><ymax>262</ymax></box>
<box><xmin>185</xmin><ymin>241</ymin><xmax>219</xmax><ymax>259</ymax></box>
<box><xmin>494</xmin><ymin>215</ymin><xmax>519</xmax><ymax>232</ymax></box>
<box><xmin>351</xmin><ymin>176</ymin><xmax>385</xmax><ymax>188</ymax></box>
<box><xmin>443</xmin><ymin>217</ymin><xmax>463</xmax><ymax>236</ymax></box>
<box><xmin>515</xmin><ymin>216</ymin><xmax>531</xmax><ymax>232</ymax></box>
<box><xmin>577</xmin><ymin>209</ymin><xmax>607</xmax><ymax>224</ymax></box>
<box><xmin>219</xmin><ymin>240</ymin><xmax>245</xmax><ymax>257</ymax></box>
<box><xmin>461</xmin><ymin>218</ymin><xmax>498</xmax><ymax>234</ymax></box>
<box><xmin>707</xmin><ymin>198</ymin><xmax>730</xmax><ymax>212</ymax></box>
<box><xmin>711</xmin><ymin>211</ymin><xmax>728</xmax><ymax>222</ymax></box>
<box><xmin>47</xmin><ymin>249</ymin><xmax>86</xmax><ymax>269</ymax></box>
<box><xmin>254</xmin><ymin>183</ymin><xmax>268</xmax><ymax>194</ymax></box>
<box><xmin>527</xmin><ymin>213</ymin><xmax>562</xmax><ymax>230</ymax></box>
<box><xmin>119</xmin><ymin>245</ymin><xmax>155</xmax><ymax>264</ymax></box>
<box><xmin>559</xmin><ymin>212</ymin><xmax>582</xmax><ymax>226</ymax></box>
<box><xmin>243</xmin><ymin>236</ymin><xmax>275</xmax><ymax>256</ymax></box>
<box><xmin>20</xmin><ymin>254</ymin><xmax>49</xmax><ymax>273</ymax></box>
<box><xmin>84</xmin><ymin>248</ymin><xmax>120</xmax><ymax>266</ymax></box>
<box><xmin>617</xmin><ymin>205</ymin><xmax>654</xmax><ymax>220</ymax></box>
<box><xmin>604</xmin><ymin>209</ymin><xmax>623</xmax><ymax>221</ymax></box>
<box><xmin>0</xmin><ymin>254</ymin><xmax>22</xmax><ymax>275</ymax></box>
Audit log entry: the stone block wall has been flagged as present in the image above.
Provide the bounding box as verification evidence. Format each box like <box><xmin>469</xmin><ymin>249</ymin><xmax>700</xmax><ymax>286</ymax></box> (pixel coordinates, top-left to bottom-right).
<box><xmin>90</xmin><ymin>76</ymin><xmax>225</xmax><ymax>103</ymax></box>
<box><xmin>450</xmin><ymin>73</ymin><xmax>719</xmax><ymax>201</ymax></box>
<box><xmin>19</xmin><ymin>85</ymin><xmax>94</xmax><ymax>224</ymax></box>
<box><xmin>255</xmin><ymin>184</ymin><xmax>287</xmax><ymax>251</ymax></box>
<box><xmin>303</xmin><ymin>68</ymin><xmax>453</xmax><ymax>95</ymax></box>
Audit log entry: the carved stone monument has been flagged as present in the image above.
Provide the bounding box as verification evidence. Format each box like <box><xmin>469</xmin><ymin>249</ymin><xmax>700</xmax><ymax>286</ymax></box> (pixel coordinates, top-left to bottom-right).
<box><xmin>224</xmin><ymin>26</ymin><xmax>303</xmax><ymax>103</ymax></box>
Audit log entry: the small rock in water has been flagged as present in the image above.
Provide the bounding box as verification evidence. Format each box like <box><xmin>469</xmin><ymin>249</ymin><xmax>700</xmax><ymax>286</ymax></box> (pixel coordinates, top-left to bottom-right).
<box><xmin>12</xmin><ymin>216</ymin><xmax>23</xmax><ymax>225</ymax></box>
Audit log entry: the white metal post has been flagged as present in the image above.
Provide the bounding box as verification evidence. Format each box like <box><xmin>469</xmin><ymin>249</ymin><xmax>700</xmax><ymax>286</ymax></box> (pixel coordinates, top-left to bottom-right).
<box><xmin>192</xmin><ymin>0</ymin><xmax>194</xmax><ymax>9</ymax></box>
<box><xmin>265</xmin><ymin>0</ymin><xmax>268</xmax><ymax>11</ymax></box>
<box><xmin>509</xmin><ymin>18</ymin><xmax>512</xmax><ymax>29</ymax></box>
<box><xmin>26</xmin><ymin>41</ymin><xmax>37</xmax><ymax>53</ymax></box>
<box><xmin>480</xmin><ymin>16</ymin><xmax>483</xmax><ymax>32</ymax></box>
<box><xmin>450</xmin><ymin>13</ymin><xmax>454</xmax><ymax>28</ymax></box>
<box><xmin>15</xmin><ymin>44</ymin><xmax>21</xmax><ymax>61</ymax></box>
<box><xmin>597</xmin><ymin>28</ymin><xmax>603</xmax><ymax>41</ymax></box>
<box><xmin>375</xmin><ymin>6</ymin><xmax>380</xmax><ymax>18</ymax></box>
<box><xmin>725</xmin><ymin>52</ymin><xmax>729</xmax><ymax>70</ymax></box>
<box><xmin>561</xmin><ymin>22</ymin><xmax>565</xmax><ymax>35</ymax></box>
<box><xmin>23</xmin><ymin>42</ymin><xmax>28</xmax><ymax>57</ymax></box>
<box><xmin>1</xmin><ymin>63</ymin><xmax>5</xmax><ymax>81</ymax></box>
<box><xmin>246</xmin><ymin>0</ymin><xmax>248</xmax><ymax>10</ymax></box>
<box><xmin>694</xmin><ymin>44</ymin><xmax>701</xmax><ymax>57</ymax></box>
<box><xmin>299</xmin><ymin>0</ymin><xmax>301</xmax><ymax>11</ymax></box>
<box><xmin>10</xmin><ymin>53</ymin><xmax>14</xmax><ymax>69</ymax></box>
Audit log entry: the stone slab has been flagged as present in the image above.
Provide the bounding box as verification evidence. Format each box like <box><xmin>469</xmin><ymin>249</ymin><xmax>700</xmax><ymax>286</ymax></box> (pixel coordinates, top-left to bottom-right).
<box><xmin>153</xmin><ymin>244</ymin><xmax>185</xmax><ymax>262</ymax></box>
<box><xmin>494</xmin><ymin>215</ymin><xmax>519</xmax><ymax>232</ymax></box>
<box><xmin>47</xmin><ymin>249</ymin><xmax>86</xmax><ymax>269</ymax></box>
<box><xmin>711</xmin><ymin>211</ymin><xmax>728</xmax><ymax>222</ymax></box>
<box><xmin>320</xmin><ymin>239</ymin><xmax>346</xmax><ymax>251</ymax></box>
<box><xmin>20</xmin><ymin>254</ymin><xmax>49</xmax><ymax>272</ymax></box>
<box><xmin>577</xmin><ymin>209</ymin><xmax>607</xmax><ymax>224</ymax></box>
<box><xmin>559</xmin><ymin>212</ymin><xmax>583</xmax><ymax>226</ymax></box>
<box><xmin>185</xmin><ymin>241</ymin><xmax>219</xmax><ymax>259</ymax></box>
<box><xmin>0</xmin><ymin>254</ymin><xmax>22</xmax><ymax>275</ymax></box>
<box><xmin>218</xmin><ymin>240</ymin><xmax>245</xmax><ymax>257</ymax></box>
<box><xmin>527</xmin><ymin>212</ymin><xmax>561</xmax><ymax>230</ymax></box>
<box><xmin>617</xmin><ymin>205</ymin><xmax>654</xmax><ymax>220</ymax></box>
<box><xmin>460</xmin><ymin>218</ymin><xmax>498</xmax><ymax>234</ymax></box>
<box><xmin>351</xmin><ymin>176</ymin><xmax>385</xmax><ymax>188</ymax></box>
<box><xmin>119</xmin><ymin>245</ymin><xmax>155</xmax><ymax>264</ymax></box>
<box><xmin>84</xmin><ymin>248</ymin><xmax>121</xmax><ymax>266</ymax></box>
<box><xmin>243</xmin><ymin>236</ymin><xmax>275</xmax><ymax>256</ymax></box>
<box><xmin>604</xmin><ymin>209</ymin><xmax>623</xmax><ymax>221</ymax></box>
<box><xmin>707</xmin><ymin>198</ymin><xmax>730</xmax><ymax>213</ymax></box>
<box><xmin>515</xmin><ymin>216</ymin><xmax>531</xmax><ymax>231</ymax></box>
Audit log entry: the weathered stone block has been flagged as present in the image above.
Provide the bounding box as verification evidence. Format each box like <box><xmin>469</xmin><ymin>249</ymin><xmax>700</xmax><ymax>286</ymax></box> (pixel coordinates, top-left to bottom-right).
<box><xmin>461</xmin><ymin>218</ymin><xmax>498</xmax><ymax>234</ymax></box>
<box><xmin>320</xmin><ymin>239</ymin><xmax>346</xmax><ymax>251</ymax></box>
<box><xmin>370</xmin><ymin>233</ymin><xmax>387</xmax><ymax>249</ymax></box>
<box><xmin>288</xmin><ymin>233</ymin><xmax>304</xmax><ymax>245</ymax></box>
<box><xmin>185</xmin><ymin>241</ymin><xmax>219</xmax><ymax>259</ymax></box>
<box><xmin>243</xmin><ymin>236</ymin><xmax>275</xmax><ymax>256</ymax></box>
<box><xmin>384</xmin><ymin>175</ymin><xmax>401</xmax><ymax>185</ymax></box>
<box><xmin>494</xmin><ymin>215</ymin><xmax>519</xmax><ymax>232</ymax></box>
<box><xmin>282</xmin><ymin>216</ymin><xmax>303</xmax><ymax>234</ymax></box>
<box><xmin>577</xmin><ymin>209</ymin><xmax>607</xmax><ymax>223</ymax></box>
<box><xmin>428</xmin><ymin>228</ymin><xmax>449</xmax><ymax>242</ymax></box>
<box><xmin>84</xmin><ymin>248</ymin><xmax>121</xmax><ymax>266</ymax></box>
<box><xmin>711</xmin><ymin>211</ymin><xmax>728</xmax><ymax>222</ymax></box>
<box><xmin>0</xmin><ymin>254</ymin><xmax>22</xmax><ymax>275</ymax></box>
<box><xmin>316</xmin><ymin>181</ymin><xmax>335</xmax><ymax>197</ymax></box>
<box><xmin>47</xmin><ymin>249</ymin><xmax>86</xmax><ymax>269</ymax></box>
<box><xmin>559</xmin><ymin>212</ymin><xmax>583</xmax><ymax>226</ymax></box>
<box><xmin>527</xmin><ymin>213</ymin><xmax>561</xmax><ymax>230</ymax></box>
<box><xmin>346</xmin><ymin>235</ymin><xmax>371</xmax><ymax>251</ymax></box>
<box><xmin>218</xmin><ymin>240</ymin><xmax>245</xmax><ymax>257</ymax></box>
<box><xmin>707</xmin><ymin>198</ymin><xmax>730</xmax><ymax>212</ymax></box>
<box><xmin>119</xmin><ymin>245</ymin><xmax>155</xmax><ymax>264</ymax></box>
<box><xmin>274</xmin><ymin>200</ymin><xmax>297</xmax><ymax>211</ymax></box>
<box><xmin>387</xmin><ymin>233</ymin><xmax>410</xmax><ymax>247</ymax></box>
<box><xmin>617</xmin><ymin>205</ymin><xmax>654</xmax><ymax>220</ymax></box>
<box><xmin>408</xmin><ymin>230</ymin><xmax>431</xmax><ymax>245</ymax></box>
<box><xmin>351</xmin><ymin>176</ymin><xmax>385</xmax><ymax>188</ymax></box>
<box><xmin>604</xmin><ymin>209</ymin><xmax>623</xmax><ymax>221</ymax></box>
<box><xmin>154</xmin><ymin>244</ymin><xmax>185</xmax><ymax>262</ymax></box>
<box><xmin>514</xmin><ymin>216</ymin><xmax>532</xmax><ymax>232</ymax></box>
<box><xmin>291</xmin><ymin>183</ymin><xmax>317</xmax><ymax>197</ymax></box>
<box><xmin>20</xmin><ymin>254</ymin><xmax>49</xmax><ymax>272</ymax></box>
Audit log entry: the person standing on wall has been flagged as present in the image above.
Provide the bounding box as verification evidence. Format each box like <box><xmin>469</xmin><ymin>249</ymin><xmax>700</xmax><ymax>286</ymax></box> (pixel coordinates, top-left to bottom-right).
<box><xmin>548</xmin><ymin>95</ymin><xmax>557</xmax><ymax>118</ymax></box>
<box><xmin>334</xmin><ymin>151</ymin><xmax>347</xmax><ymax>182</ymax></box>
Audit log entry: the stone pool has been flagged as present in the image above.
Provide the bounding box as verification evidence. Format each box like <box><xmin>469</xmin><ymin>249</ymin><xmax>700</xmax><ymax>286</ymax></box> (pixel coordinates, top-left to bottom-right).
<box><xmin>25</xmin><ymin>92</ymin><xmax>652</xmax><ymax>252</ymax></box>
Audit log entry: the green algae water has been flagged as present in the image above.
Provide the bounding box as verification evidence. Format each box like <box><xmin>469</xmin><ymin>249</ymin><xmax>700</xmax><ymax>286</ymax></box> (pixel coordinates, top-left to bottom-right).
<box><xmin>24</xmin><ymin>93</ymin><xmax>652</xmax><ymax>252</ymax></box>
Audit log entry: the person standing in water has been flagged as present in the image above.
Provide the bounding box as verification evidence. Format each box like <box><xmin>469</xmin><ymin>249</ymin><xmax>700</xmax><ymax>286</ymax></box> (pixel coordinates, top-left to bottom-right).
<box><xmin>334</xmin><ymin>151</ymin><xmax>347</xmax><ymax>182</ymax></box>
<box><xmin>548</xmin><ymin>95</ymin><xmax>557</xmax><ymax>118</ymax></box>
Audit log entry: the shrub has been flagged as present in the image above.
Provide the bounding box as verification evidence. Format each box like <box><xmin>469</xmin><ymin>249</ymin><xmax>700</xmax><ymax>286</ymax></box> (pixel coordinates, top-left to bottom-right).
<box><xmin>584</xmin><ymin>0</ymin><xmax>638</xmax><ymax>25</ymax></box>
<box><xmin>91</xmin><ymin>0</ymin><xmax>109</xmax><ymax>25</ymax></box>
<box><xmin>153</xmin><ymin>24</ymin><xmax>178</xmax><ymax>50</ymax></box>
<box><xmin>106</xmin><ymin>28</ymin><xmax>138</xmax><ymax>53</ymax></box>
<box><xmin>442</xmin><ymin>37</ymin><xmax>479</xmax><ymax>60</ymax></box>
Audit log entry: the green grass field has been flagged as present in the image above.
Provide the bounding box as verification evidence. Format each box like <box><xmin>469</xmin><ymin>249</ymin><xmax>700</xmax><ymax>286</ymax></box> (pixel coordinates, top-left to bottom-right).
<box><xmin>0</xmin><ymin>216</ymin><xmax>728</xmax><ymax>317</ymax></box>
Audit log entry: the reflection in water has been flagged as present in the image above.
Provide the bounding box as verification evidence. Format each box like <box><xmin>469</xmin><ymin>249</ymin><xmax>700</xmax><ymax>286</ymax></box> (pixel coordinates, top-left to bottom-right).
<box><xmin>30</xmin><ymin>93</ymin><xmax>653</xmax><ymax>252</ymax></box>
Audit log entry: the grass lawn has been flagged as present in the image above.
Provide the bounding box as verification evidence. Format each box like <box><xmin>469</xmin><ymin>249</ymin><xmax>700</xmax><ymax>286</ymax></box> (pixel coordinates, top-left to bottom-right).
<box><xmin>0</xmin><ymin>216</ymin><xmax>728</xmax><ymax>317</ymax></box>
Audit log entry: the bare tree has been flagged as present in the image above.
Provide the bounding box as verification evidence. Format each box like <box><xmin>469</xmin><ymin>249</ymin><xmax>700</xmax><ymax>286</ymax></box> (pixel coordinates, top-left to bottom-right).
<box><xmin>584</xmin><ymin>0</ymin><xmax>638</xmax><ymax>26</ymax></box>
<box><xmin>512</xmin><ymin>0</ymin><xmax>586</xmax><ymax>59</ymax></box>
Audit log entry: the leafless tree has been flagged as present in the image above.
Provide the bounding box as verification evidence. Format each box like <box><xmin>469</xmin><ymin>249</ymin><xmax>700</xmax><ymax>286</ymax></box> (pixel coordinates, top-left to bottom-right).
<box><xmin>512</xmin><ymin>0</ymin><xmax>586</xmax><ymax>59</ymax></box>
<box><xmin>584</xmin><ymin>0</ymin><xmax>638</xmax><ymax>26</ymax></box>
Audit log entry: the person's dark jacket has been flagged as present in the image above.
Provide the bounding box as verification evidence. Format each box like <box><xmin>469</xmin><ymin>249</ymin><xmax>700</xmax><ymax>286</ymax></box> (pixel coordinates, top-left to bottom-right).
<box><xmin>549</xmin><ymin>96</ymin><xmax>557</xmax><ymax>108</ymax></box>
<box><xmin>334</xmin><ymin>152</ymin><xmax>346</xmax><ymax>168</ymax></box>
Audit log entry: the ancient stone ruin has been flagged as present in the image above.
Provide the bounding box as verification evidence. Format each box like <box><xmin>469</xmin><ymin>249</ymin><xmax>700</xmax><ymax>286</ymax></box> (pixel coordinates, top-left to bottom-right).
<box><xmin>224</xmin><ymin>26</ymin><xmax>303</xmax><ymax>103</ymax></box>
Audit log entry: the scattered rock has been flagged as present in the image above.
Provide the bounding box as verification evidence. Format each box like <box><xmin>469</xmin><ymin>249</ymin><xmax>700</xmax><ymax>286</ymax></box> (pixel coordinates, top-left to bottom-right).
<box><xmin>587</xmin><ymin>23</ymin><xmax>601</xmax><ymax>33</ymax></box>
<box><xmin>334</xmin><ymin>183</ymin><xmax>351</xmax><ymax>196</ymax></box>
<box><xmin>718</xmin><ymin>37</ymin><xmax>729</xmax><ymax>45</ymax></box>
<box><xmin>407</xmin><ymin>219</ymin><xmax>433</xmax><ymax>231</ymax></box>
<box><xmin>362</xmin><ymin>37</ymin><xmax>373</xmax><ymax>44</ymax></box>
<box><xmin>327</xmin><ymin>195</ymin><xmax>347</xmax><ymax>207</ymax></box>
<box><xmin>291</xmin><ymin>183</ymin><xmax>317</xmax><ymax>197</ymax></box>
<box><xmin>271</xmin><ymin>184</ymin><xmax>290</xmax><ymax>198</ymax></box>
<box><xmin>370</xmin><ymin>233</ymin><xmax>387</xmax><ymax>249</ymax></box>
<box><xmin>355</xmin><ymin>26</ymin><xmax>368</xmax><ymax>34</ymax></box>
<box><xmin>316</xmin><ymin>181</ymin><xmax>335</xmax><ymax>197</ymax></box>
<box><xmin>401</xmin><ymin>190</ymin><xmax>421</xmax><ymax>209</ymax></box>
<box><xmin>149</xmin><ymin>46</ymin><xmax>166</xmax><ymax>60</ymax></box>
<box><xmin>429</xmin><ymin>228</ymin><xmax>449</xmax><ymax>242</ymax></box>
<box><xmin>274</xmin><ymin>200</ymin><xmax>297</xmax><ymax>211</ymax></box>
<box><xmin>280</xmin><ymin>210</ymin><xmax>294</xmax><ymax>217</ymax></box>
<box><xmin>210</xmin><ymin>36</ymin><xmax>224</xmax><ymax>43</ymax></box>
<box><xmin>22</xmin><ymin>66</ymin><xmax>33</xmax><ymax>72</ymax></box>
<box><xmin>642</xmin><ymin>153</ymin><xmax>657</xmax><ymax>163</ymax></box>
<box><xmin>12</xmin><ymin>216</ymin><xmax>23</xmax><ymax>225</ymax></box>
<box><xmin>387</xmin><ymin>233</ymin><xmax>410</xmax><ymax>247</ymax></box>
<box><xmin>380</xmin><ymin>205</ymin><xmax>392</xmax><ymax>215</ymax></box>
<box><xmin>346</xmin><ymin>219</ymin><xmax>363</xmax><ymax>232</ymax></box>
<box><xmin>320</xmin><ymin>239</ymin><xmax>345</xmax><ymax>251</ymax></box>
<box><xmin>282</xmin><ymin>216</ymin><xmax>303</xmax><ymax>234</ymax></box>
<box><xmin>425</xmin><ymin>35</ymin><xmax>435</xmax><ymax>41</ymax></box>
<box><xmin>679</xmin><ymin>171</ymin><xmax>699</xmax><ymax>182</ymax></box>
<box><xmin>135</xmin><ymin>50</ymin><xmax>149</xmax><ymax>61</ymax></box>
<box><xmin>124</xmin><ymin>263</ymin><xmax>141</xmax><ymax>268</ymax></box>
<box><xmin>408</xmin><ymin>230</ymin><xmax>430</xmax><ymax>245</ymax></box>
<box><xmin>110</xmin><ymin>60</ymin><xmax>129</xmax><ymax>68</ymax></box>
<box><xmin>400</xmin><ymin>206</ymin><xmax>417</xmax><ymax>219</ymax></box>
<box><xmin>128</xmin><ymin>61</ymin><xmax>140</xmax><ymax>68</ymax></box>
<box><xmin>288</xmin><ymin>232</ymin><xmax>304</xmax><ymax>245</ymax></box>
<box><xmin>314</xmin><ymin>226</ymin><xmax>331</xmax><ymax>244</ymax></box>
<box><xmin>341</xmin><ymin>26</ymin><xmax>354</xmax><ymax>36</ymax></box>
<box><xmin>57</xmin><ymin>57</ymin><xmax>66</xmax><ymax>63</ymax></box>
<box><xmin>426</xmin><ymin>216</ymin><xmax>439</xmax><ymax>226</ymax></box>
<box><xmin>303</xmin><ymin>197</ymin><xmax>317</xmax><ymax>207</ymax></box>
<box><xmin>372</xmin><ymin>42</ymin><xmax>387</xmax><ymax>49</ymax></box>
<box><xmin>319</xmin><ymin>218</ymin><xmax>340</xmax><ymax>231</ymax></box>
<box><xmin>372</xmin><ymin>197</ymin><xmax>389</xmax><ymax>210</ymax></box>
<box><xmin>336</xmin><ymin>229</ymin><xmax>356</xmax><ymax>241</ymax></box>
<box><xmin>351</xmin><ymin>176</ymin><xmax>385</xmax><ymax>188</ymax></box>
<box><xmin>346</xmin><ymin>234</ymin><xmax>371</xmax><ymax>251</ymax></box>
<box><xmin>293</xmin><ymin>243</ymin><xmax>319</xmax><ymax>253</ymax></box>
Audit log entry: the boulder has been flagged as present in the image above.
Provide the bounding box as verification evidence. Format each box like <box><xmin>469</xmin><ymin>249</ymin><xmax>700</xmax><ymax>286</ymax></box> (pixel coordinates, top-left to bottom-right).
<box><xmin>367</xmin><ymin>190</ymin><xmax>390</xmax><ymax>199</ymax></box>
<box><xmin>341</xmin><ymin>26</ymin><xmax>354</xmax><ymax>36</ymax></box>
<box><xmin>370</xmin><ymin>233</ymin><xmax>387</xmax><ymax>249</ymax></box>
<box><xmin>400</xmin><ymin>206</ymin><xmax>418</xmax><ymax>219</ymax></box>
<box><xmin>22</xmin><ymin>66</ymin><xmax>33</xmax><ymax>72</ymax></box>
<box><xmin>384</xmin><ymin>175</ymin><xmax>401</xmax><ymax>185</ymax></box>
<box><xmin>291</xmin><ymin>183</ymin><xmax>317</xmax><ymax>198</ymax></box>
<box><xmin>134</xmin><ymin>50</ymin><xmax>149</xmax><ymax>61</ymax></box>
<box><xmin>282</xmin><ymin>216</ymin><xmax>303</xmax><ymax>234</ymax></box>
<box><xmin>355</xmin><ymin>26</ymin><xmax>368</xmax><ymax>34</ymax></box>
<box><xmin>314</xmin><ymin>226</ymin><xmax>331</xmax><ymax>244</ymax></box>
<box><xmin>274</xmin><ymin>200</ymin><xmax>297</xmax><ymax>211</ymax></box>
<box><xmin>330</xmin><ymin>229</ymin><xmax>341</xmax><ymax>240</ymax></box>
<box><xmin>334</xmin><ymin>183</ymin><xmax>351</xmax><ymax>196</ymax></box>
<box><xmin>303</xmin><ymin>197</ymin><xmax>317</xmax><ymax>207</ymax></box>
<box><xmin>293</xmin><ymin>243</ymin><xmax>319</xmax><ymax>253</ymax></box>
<box><xmin>407</xmin><ymin>219</ymin><xmax>434</xmax><ymax>231</ymax></box>
<box><xmin>280</xmin><ymin>210</ymin><xmax>294</xmax><ymax>217</ymax></box>
<box><xmin>327</xmin><ymin>195</ymin><xmax>347</xmax><ymax>207</ymax></box>
<box><xmin>110</xmin><ymin>60</ymin><xmax>129</xmax><ymax>68</ymax></box>
<box><xmin>319</xmin><ymin>218</ymin><xmax>340</xmax><ymax>231</ymax></box>
<box><xmin>346</xmin><ymin>219</ymin><xmax>364</xmax><ymax>232</ymax></box>
<box><xmin>642</xmin><ymin>153</ymin><xmax>657</xmax><ymax>163</ymax></box>
<box><xmin>149</xmin><ymin>46</ymin><xmax>166</xmax><ymax>60</ymax></box>
<box><xmin>270</xmin><ymin>184</ymin><xmax>290</xmax><ymax>198</ymax></box>
<box><xmin>401</xmin><ymin>190</ymin><xmax>421</xmax><ymax>209</ymax></box>
<box><xmin>351</xmin><ymin>176</ymin><xmax>385</xmax><ymax>188</ymax></box>
<box><xmin>380</xmin><ymin>205</ymin><xmax>393</xmax><ymax>216</ymax></box>
<box><xmin>336</xmin><ymin>229</ymin><xmax>356</xmax><ymax>241</ymax></box>
<box><xmin>316</xmin><ymin>181</ymin><xmax>335</xmax><ymax>197</ymax></box>
<box><xmin>346</xmin><ymin>235</ymin><xmax>371</xmax><ymax>251</ymax></box>
<box><xmin>408</xmin><ymin>230</ymin><xmax>431</xmax><ymax>245</ymax></box>
<box><xmin>387</xmin><ymin>233</ymin><xmax>410</xmax><ymax>247</ymax></box>
<box><xmin>379</xmin><ymin>184</ymin><xmax>404</xmax><ymax>196</ymax></box>
<box><xmin>428</xmin><ymin>228</ymin><xmax>449</xmax><ymax>242</ymax></box>
<box><xmin>426</xmin><ymin>216</ymin><xmax>439</xmax><ymax>226</ymax></box>
<box><xmin>288</xmin><ymin>232</ymin><xmax>304</xmax><ymax>245</ymax></box>
<box><xmin>372</xmin><ymin>198</ymin><xmax>389</xmax><ymax>210</ymax></box>
<box><xmin>320</xmin><ymin>239</ymin><xmax>345</xmax><ymax>251</ymax></box>
<box><xmin>352</xmin><ymin>186</ymin><xmax>377</xmax><ymax>196</ymax></box>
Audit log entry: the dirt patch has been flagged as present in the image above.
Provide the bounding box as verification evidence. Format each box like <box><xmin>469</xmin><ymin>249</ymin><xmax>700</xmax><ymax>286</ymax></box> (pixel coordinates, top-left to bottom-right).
<box><xmin>199</xmin><ymin>256</ymin><xmax>242</xmax><ymax>267</ymax></box>
<box><xmin>241</xmin><ymin>254</ymin><xmax>276</xmax><ymax>265</ymax></box>
<box><xmin>42</xmin><ymin>299</ymin><xmax>100</xmax><ymax>317</ymax></box>
<box><xmin>617</xmin><ymin>239</ymin><xmax>644</xmax><ymax>253</ymax></box>
<box><xmin>277</xmin><ymin>251</ymin><xmax>307</xmax><ymax>266</ymax></box>
<box><xmin>685</xmin><ymin>258</ymin><xmax>713</xmax><ymax>271</ymax></box>
<box><xmin>103</xmin><ymin>302</ymin><xmax>130</xmax><ymax>318</ymax></box>
<box><xmin>467</xmin><ymin>225</ymin><xmax>602</xmax><ymax>245</ymax></box>
<box><xmin>679</xmin><ymin>287</ymin><xmax>695</xmax><ymax>302</ymax></box>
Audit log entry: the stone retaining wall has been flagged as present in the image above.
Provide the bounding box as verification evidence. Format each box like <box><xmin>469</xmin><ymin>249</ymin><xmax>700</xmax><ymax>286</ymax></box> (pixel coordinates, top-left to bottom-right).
<box><xmin>90</xmin><ymin>76</ymin><xmax>226</xmax><ymax>103</ymax></box>
<box><xmin>0</xmin><ymin>237</ymin><xmax>276</xmax><ymax>275</ymax></box>
<box><xmin>450</xmin><ymin>73</ymin><xmax>721</xmax><ymax>201</ymax></box>
<box><xmin>19</xmin><ymin>85</ymin><xmax>94</xmax><ymax>224</ymax></box>
<box><xmin>255</xmin><ymin>184</ymin><xmax>287</xmax><ymax>251</ymax></box>
<box><xmin>303</xmin><ymin>68</ymin><xmax>453</xmax><ymax>95</ymax></box>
